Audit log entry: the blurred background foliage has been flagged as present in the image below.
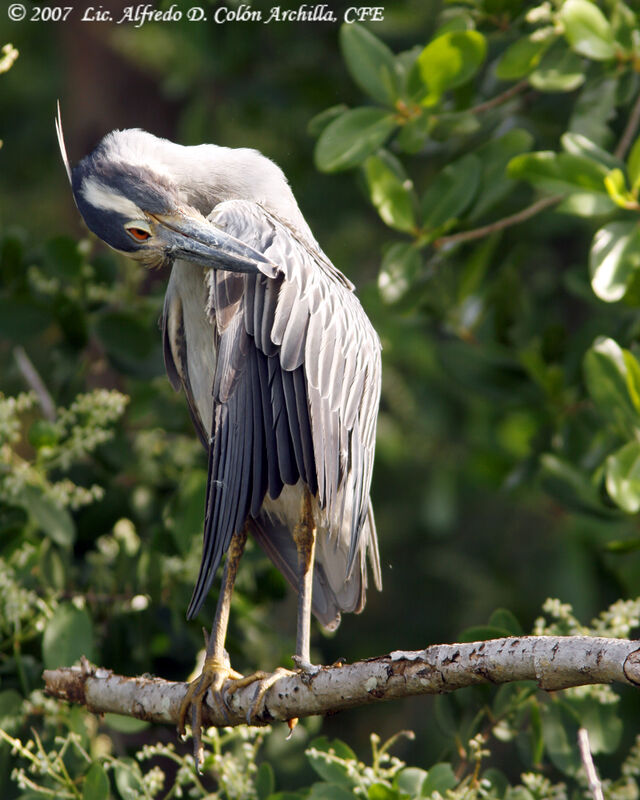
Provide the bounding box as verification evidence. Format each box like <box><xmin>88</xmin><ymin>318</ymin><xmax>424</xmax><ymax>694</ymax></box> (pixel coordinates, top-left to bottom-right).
<box><xmin>4</xmin><ymin>0</ymin><xmax>640</xmax><ymax>797</ymax></box>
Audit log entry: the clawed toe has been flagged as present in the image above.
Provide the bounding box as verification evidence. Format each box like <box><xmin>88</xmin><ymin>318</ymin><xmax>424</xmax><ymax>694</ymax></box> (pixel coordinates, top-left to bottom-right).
<box><xmin>178</xmin><ymin>656</ymin><xmax>243</xmax><ymax>770</ymax></box>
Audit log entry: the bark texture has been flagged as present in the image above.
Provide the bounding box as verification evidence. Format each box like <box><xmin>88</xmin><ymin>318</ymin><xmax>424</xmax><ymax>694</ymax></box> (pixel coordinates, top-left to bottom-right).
<box><xmin>43</xmin><ymin>636</ymin><xmax>640</xmax><ymax>729</ymax></box>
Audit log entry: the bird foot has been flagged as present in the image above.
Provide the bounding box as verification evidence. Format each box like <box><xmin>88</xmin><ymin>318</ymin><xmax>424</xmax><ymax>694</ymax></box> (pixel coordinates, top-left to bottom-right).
<box><xmin>226</xmin><ymin>658</ymin><xmax>321</xmax><ymax>728</ymax></box>
<box><xmin>178</xmin><ymin>654</ymin><xmax>243</xmax><ymax>771</ymax></box>
<box><xmin>225</xmin><ymin>666</ymin><xmax>297</xmax><ymax>724</ymax></box>
<box><xmin>291</xmin><ymin>655</ymin><xmax>321</xmax><ymax>675</ymax></box>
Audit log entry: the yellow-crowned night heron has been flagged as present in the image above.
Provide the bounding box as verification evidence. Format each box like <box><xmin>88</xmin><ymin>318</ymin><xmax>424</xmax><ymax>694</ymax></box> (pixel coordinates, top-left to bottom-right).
<box><xmin>57</xmin><ymin>109</ymin><xmax>381</xmax><ymax>760</ymax></box>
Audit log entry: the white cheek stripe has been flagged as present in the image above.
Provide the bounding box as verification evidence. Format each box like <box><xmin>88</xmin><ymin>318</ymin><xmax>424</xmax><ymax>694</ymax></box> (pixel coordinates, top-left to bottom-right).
<box><xmin>81</xmin><ymin>177</ymin><xmax>143</xmax><ymax>219</ymax></box>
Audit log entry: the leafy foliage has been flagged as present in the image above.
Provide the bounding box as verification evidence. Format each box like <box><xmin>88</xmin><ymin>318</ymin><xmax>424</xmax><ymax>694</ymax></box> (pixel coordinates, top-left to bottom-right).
<box><xmin>4</xmin><ymin>0</ymin><xmax>640</xmax><ymax>796</ymax></box>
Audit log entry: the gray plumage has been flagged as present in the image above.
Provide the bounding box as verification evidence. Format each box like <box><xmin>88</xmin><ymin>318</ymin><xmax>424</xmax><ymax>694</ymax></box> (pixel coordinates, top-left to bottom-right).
<box><xmin>60</xmin><ymin>123</ymin><xmax>382</xmax><ymax>631</ymax></box>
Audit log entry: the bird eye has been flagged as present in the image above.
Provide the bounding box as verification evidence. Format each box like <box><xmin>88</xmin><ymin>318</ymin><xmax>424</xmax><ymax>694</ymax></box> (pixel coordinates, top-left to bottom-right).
<box><xmin>127</xmin><ymin>227</ymin><xmax>151</xmax><ymax>242</ymax></box>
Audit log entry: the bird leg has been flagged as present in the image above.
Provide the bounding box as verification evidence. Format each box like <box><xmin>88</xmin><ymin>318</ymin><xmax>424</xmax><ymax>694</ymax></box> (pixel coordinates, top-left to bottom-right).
<box><xmin>227</xmin><ymin>488</ymin><xmax>318</xmax><ymax>725</ymax></box>
<box><xmin>292</xmin><ymin>486</ymin><xmax>317</xmax><ymax>670</ymax></box>
<box><xmin>178</xmin><ymin>526</ymin><xmax>247</xmax><ymax>768</ymax></box>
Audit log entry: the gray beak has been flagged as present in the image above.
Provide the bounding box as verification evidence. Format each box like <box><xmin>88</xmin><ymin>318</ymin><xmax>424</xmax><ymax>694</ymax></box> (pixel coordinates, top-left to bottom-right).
<box><xmin>151</xmin><ymin>212</ymin><xmax>279</xmax><ymax>278</ymax></box>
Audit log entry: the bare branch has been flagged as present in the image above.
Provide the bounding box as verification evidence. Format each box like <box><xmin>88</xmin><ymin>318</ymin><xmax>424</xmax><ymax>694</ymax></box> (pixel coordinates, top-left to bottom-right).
<box><xmin>13</xmin><ymin>346</ymin><xmax>56</xmax><ymax>421</ymax></box>
<box><xmin>615</xmin><ymin>90</ymin><xmax>640</xmax><ymax>161</ymax></box>
<box><xmin>434</xmin><ymin>195</ymin><xmax>564</xmax><ymax>251</ymax></box>
<box><xmin>468</xmin><ymin>79</ymin><xmax>529</xmax><ymax>116</ymax></box>
<box><xmin>578</xmin><ymin>727</ymin><xmax>605</xmax><ymax>800</ymax></box>
<box><xmin>43</xmin><ymin>637</ymin><xmax>640</xmax><ymax>729</ymax></box>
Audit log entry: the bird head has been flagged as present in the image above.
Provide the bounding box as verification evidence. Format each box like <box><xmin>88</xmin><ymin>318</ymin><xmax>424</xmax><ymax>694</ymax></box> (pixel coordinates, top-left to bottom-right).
<box><xmin>56</xmin><ymin>108</ymin><xmax>278</xmax><ymax>276</ymax></box>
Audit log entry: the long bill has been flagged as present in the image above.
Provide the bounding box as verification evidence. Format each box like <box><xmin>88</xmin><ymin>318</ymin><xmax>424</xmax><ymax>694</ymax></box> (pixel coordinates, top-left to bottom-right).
<box><xmin>151</xmin><ymin>211</ymin><xmax>279</xmax><ymax>278</ymax></box>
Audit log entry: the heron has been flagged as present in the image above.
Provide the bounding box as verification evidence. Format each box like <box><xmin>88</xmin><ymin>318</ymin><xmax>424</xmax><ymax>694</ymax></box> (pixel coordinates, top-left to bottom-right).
<box><xmin>56</xmin><ymin>111</ymin><xmax>382</xmax><ymax>760</ymax></box>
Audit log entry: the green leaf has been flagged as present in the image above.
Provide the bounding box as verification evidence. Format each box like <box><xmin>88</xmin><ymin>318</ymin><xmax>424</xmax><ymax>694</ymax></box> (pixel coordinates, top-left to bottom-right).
<box><xmin>529</xmin><ymin>42</ymin><xmax>585</xmax><ymax>92</ymax></box>
<box><xmin>256</xmin><ymin>763</ymin><xmax>275</xmax><ymax>800</ymax></box>
<box><xmin>114</xmin><ymin>758</ymin><xmax>144</xmax><ymax>800</ymax></box>
<box><xmin>506</xmin><ymin>789</ymin><xmax>535</xmax><ymax>800</ymax></box>
<box><xmin>428</xmin><ymin>111</ymin><xmax>480</xmax><ymax>141</ymax></box>
<box><xmin>611</xmin><ymin>1</ymin><xmax>637</xmax><ymax>51</ymax></box>
<box><xmin>15</xmin><ymin>484</ymin><xmax>75</xmax><ymax>547</ymax></box>
<box><xmin>541</xmin><ymin>701</ymin><xmax>581</xmax><ymax>775</ymax></box>
<box><xmin>628</xmin><ymin>136</ymin><xmax>640</xmax><ymax>192</ymax></box>
<box><xmin>0</xmin><ymin>298</ymin><xmax>54</xmax><ymax>340</ymax></box>
<box><xmin>378</xmin><ymin>243</ymin><xmax>422</xmax><ymax>304</ymax></box>
<box><xmin>414</xmin><ymin>31</ymin><xmax>487</xmax><ymax>103</ymax></box>
<box><xmin>315</xmin><ymin>108</ymin><xmax>397</xmax><ymax>172</ymax></box>
<box><xmin>395</xmin><ymin>111</ymin><xmax>431</xmax><ymax>154</ymax></box>
<box><xmin>308</xmin><ymin>785</ymin><xmax>355</xmax><ymax>800</ymax></box>
<box><xmin>340</xmin><ymin>23</ymin><xmax>399</xmax><ymax>105</ymax></box>
<box><xmin>559</xmin><ymin>0</ymin><xmax>616</xmax><ymax>61</ymax></box>
<box><xmin>43</xmin><ymin>237</ymin><xmax>84</xmax><ymax>281</ymax></box>
<box><xmin>103</xmin><ymin>713</ymin><xmax>150</xmax><ymax>733</ymax></box>
<box><xmin>364</xmin><ymin>152</ymin><xmax>416</xmax><ymax>232</ymax></box>
<box><xmin>583</xmin><ymin>337</ymin><xmax>640</xmax><ymax>435</ymax></box>
<box><xmin>488</xmin><ymin>608</ymin><xmax>523</xmax><ymax>635</ymax></box>
<box><xmin>495</xmin><ymin>35</ymin><xmax>551</xmax><ymax>80</ymax></box>
<box><xmin>82</xmin><ymin>763</ymin><xmax>109</xmax><ymax>800</ymax></box>
<box><xmin>606</xmin><ymin>536</ymin><xmax>640</xmax><ymax>553</ymax></box>
<box><xmin>307</xmin><ymin>104</ymin><xmax>348</xmax><ymax>137</ymax></box>
<box><xmin>28</xmin><ymin>419</ymin><xmax>60</xmax><ymax>449</ymax></box>
<box><xmin>368</xmin><ymin>784</ymin><xmax>402</xmax><ymax>800</ymax></box>
<box><xmin>569</xmin><ymin>76</ymin><xmax>617</xmax><ymax>147</ymax></box>
<box><xmin>604</xmin><ymin>169</ymin><xmax>633</xmax><ymax>208</ymax></box>
<box><xmin>493</xmin><ymin>683</ymin><xmax>537</xmax><ymax>718</ymax></box>
<box><xmin>606</xmin><ymin>442</ymin><xmax>640</xmax><ymax>513</ymax></box>
<box><xmin>267</xmin><ymin>795</ymin><xmax>305</xmax><ymax>800</ymax></box>
<box><xmin>94</xmin><ymin>311</ymin><xmax>163</xmax><ymax>378</ymax></box>
<box><xmin>422</xmin><ymin>154</ymin><xmax>481</xmax><ymax>229</ymax></box>
<box><xmin>306</xmin><ymin>738</ymin><xmax>358</xmax><ymax>787</ymax></box>
<box><xmin>0</xmin><ymin>689</ymin><xmax>24</xmax><ymax>735</ymax></box>
<box><xmin>469</xmin><ymin>129</ymin><xmax>534</xmax><ymax>221</ymax></box>
<box><xmin>508</xmin><ymin>151</ymin><xmax>608</xmax><ymax>196</ymax></box>
<box><xmin>561</xmin><ymin>132</ymin><xmax>623</xmax><ymax>170</ymax></box>
<box><xmin>590</xmin><ymin>222</ymin><xmax>640</xmax><ymax>302</ymax></box>
<box><xmin>571</xmin><ymin>697</ymin><xmax>623</xmax><ymax>754</ymax></box>
<box><xmin>556</xmin><ymin>192</ymin><xmax>615</xmax><ymax>217</ymax></box>
<box><xmin>394</xmin><ymin>767</ymin><xmax>427</xmax><ymax>796</ymax></box>
<box><xmin>42</xmin><ymin>603</ymin><xmax>94</xmax><ymax>669</ymax></box>
<box><xmin>482</xmin><ymin>769</ymin><xmax>509</xmax><ymax>798</ymax></box>
<box><xmin>422</xmin><ymin>763</ymin><xmax>457</xmax><ymax>796</ymax></box>
<box><xmin>458</xmin><ymin>625</ymin><xmax>511</xmax><ymax>642</ymax></box>
<box><xmin>538</xmin><ymin>453</ymin><xmax>611</xmax><ymax>517</ymax></box>
<box><xmin>528</xmin><ymin>699</ymin><xmax>545</xmax><ymax>766</ymax></box>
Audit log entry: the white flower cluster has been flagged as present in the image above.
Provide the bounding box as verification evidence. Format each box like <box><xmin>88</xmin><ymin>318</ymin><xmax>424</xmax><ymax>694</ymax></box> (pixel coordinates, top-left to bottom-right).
<box><xmin>0</xmin><ymin>557</ymin><xmax>52</xmax><ymax>636</ymax></box>
<box><xmin>521</xmin><ymin>771</ymin><xmax>568</xmax><ymax>800</ymax></box>
<box><xmin>0</xmin><ymin>389</ymin><xmax>128</xmax><ymax>518</ymax></box>
<box><xmin>53</xmin><ymin>389</ymin><xmax>129</xmax><ymax>470</ymax></box>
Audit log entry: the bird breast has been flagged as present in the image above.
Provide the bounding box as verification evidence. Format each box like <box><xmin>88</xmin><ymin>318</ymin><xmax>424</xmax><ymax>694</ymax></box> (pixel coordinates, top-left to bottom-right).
<box><xmin>165</xmin><ymin>259</ymin><xmax>217</xmax><ymax>437</ymax></box>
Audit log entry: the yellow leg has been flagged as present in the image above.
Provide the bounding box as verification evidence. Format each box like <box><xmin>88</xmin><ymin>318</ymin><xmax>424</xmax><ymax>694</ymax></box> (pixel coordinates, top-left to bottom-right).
<box><xmin>227</xmin><ymin>489</ymin><xmax>317</xmax><ymax>726</ymax></box>
<box><xmin>292</xmin><ymin>487</ymin><xmax>316</xmax><ymax>669</ymax></box>
<box><xmin>178</xmin><ymin>526</ymin><xmax>247</xmax><ymax>768</ymax></box>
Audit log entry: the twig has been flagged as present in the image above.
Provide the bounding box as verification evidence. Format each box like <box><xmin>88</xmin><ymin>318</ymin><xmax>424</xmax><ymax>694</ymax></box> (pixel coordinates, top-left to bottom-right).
<box><xmin>43</xmin><ymin>636</ymin><xmax>640</xmax><ymax>730</ymax></box>
<box><xmin>578</xmin><ymin>727</ymin><xmax>605</xmax><ymax>800</ymax></box>
<box><xmin>13</xmin><ymin>346</ymin><xmax>56</xmax><ymax>421</ymax></box>
<box><xmin>433</xmin><ymin>194</ymin><xmax>564</xmax><ymax>250</ymax></box>
<box><xmin>469</xmin><ymin>79</ymin><xmax>529</xmax><ymax>116</ymax></box>
<box><xmin>615</xmin><ymin>91</ymin><xmax>640</xmax><ymax>160</ymax></box>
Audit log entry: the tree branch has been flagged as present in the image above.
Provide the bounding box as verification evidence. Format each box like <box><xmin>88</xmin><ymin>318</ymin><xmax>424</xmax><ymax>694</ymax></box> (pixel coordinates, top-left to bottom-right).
<box><xmin>433</xmin><ymin>195</ymin><xmax>564</xmax><ymax>251</ymax></box>
<box><xmin>468</xmin><ymin>79</ymin><xmax>529</xmax><ymax>116</ymax></box>
<box><xmin>578</xmin><ymin>727</ymin><xmax>605</xmax><ymax>800</ymax></box>
<box><xmin>13</xmin><ymin>346</ymin><xmax>56</xmax><ymax>421</ymax></box>
<box><xmin>43</xmin><ymin>636</ymin><xmax>640</xmax><ymax>729</ymax></box>
<box><xmin>615</xmin><ymin>90</ymin><xmax>640</xmax><ymax>161</ymax></box>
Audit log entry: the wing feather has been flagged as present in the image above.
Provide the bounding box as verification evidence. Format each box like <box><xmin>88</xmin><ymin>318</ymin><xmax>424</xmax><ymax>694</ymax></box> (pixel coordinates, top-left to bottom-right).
<box><xmin>184</xmin><ymin>198</ymin><xmax>381</xmax><ymax>621</ymax></box>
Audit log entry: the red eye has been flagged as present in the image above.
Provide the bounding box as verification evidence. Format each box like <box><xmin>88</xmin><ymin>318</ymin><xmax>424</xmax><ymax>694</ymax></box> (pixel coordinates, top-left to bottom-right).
<box><xmin>128</xmin><ymin>228</ymin><xmax>151</xmax><ymax>241</ymax></box>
